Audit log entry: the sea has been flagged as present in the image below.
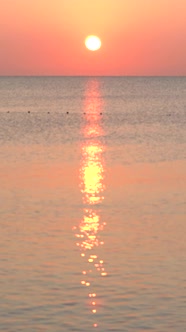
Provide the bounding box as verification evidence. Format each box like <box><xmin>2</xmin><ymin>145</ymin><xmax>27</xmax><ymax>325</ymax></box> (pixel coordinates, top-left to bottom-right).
<box><xmin>0</xmin><ymin>76</ymin><xmax>186</xmax><ymax>331</ymax></box>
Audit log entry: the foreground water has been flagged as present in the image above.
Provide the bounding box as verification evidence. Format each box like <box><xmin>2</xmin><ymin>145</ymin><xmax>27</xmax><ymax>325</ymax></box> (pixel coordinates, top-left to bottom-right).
<box><xmin>0</xmin><ymin>77</ymin><xmax>186</xmax><ymax>331</ymax></box>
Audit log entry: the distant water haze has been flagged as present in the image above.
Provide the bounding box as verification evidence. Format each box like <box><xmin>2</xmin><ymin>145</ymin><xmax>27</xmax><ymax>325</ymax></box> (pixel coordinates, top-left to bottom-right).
<box><xmin>0</xmin><ymin>77</ymin><xmax>186</xmax><ymax>331</ymax></box>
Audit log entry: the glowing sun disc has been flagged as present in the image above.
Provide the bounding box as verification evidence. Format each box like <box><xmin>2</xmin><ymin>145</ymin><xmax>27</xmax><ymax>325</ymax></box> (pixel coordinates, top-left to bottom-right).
<box><xmin>85</xmin><ymin>35</ymin><xmax>101</xmax><ymax>51</ymax></box>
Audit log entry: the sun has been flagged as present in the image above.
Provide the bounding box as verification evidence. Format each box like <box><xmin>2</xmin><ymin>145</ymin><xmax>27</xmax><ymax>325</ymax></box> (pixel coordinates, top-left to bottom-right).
<box><xmin>85</xmin><ymin>35</ymin><xmax>102</xmax><ymax>51</ymax></box>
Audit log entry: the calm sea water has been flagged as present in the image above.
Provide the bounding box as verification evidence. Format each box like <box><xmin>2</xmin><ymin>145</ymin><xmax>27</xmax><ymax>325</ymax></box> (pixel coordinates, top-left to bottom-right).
<box><xmin>0</xmin><ymin>77</ymin><xmax>186</xmax><ymax>331</ymax></box>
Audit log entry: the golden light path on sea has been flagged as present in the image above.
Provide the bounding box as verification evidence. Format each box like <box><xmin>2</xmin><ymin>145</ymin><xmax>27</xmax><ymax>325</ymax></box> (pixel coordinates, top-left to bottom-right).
<box><xmin>73</xmin><ymin>79</ymin><xmax>107</xmax><ymax>328</ymax></box>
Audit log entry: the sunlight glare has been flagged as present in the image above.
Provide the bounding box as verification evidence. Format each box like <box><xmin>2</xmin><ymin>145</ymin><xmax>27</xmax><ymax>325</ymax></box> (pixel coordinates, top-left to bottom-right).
<box><xmin>85</xmin><ymin>35</ymin><xmax>102</xmax><ymax>51</ymax></box>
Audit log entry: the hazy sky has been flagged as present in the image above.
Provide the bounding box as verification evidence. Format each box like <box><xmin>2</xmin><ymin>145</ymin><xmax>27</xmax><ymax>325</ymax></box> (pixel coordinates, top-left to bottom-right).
<box><xmin>0</xmin><ymin>0</ymin><xmax>186</xmax><ymax>76</ymax></box>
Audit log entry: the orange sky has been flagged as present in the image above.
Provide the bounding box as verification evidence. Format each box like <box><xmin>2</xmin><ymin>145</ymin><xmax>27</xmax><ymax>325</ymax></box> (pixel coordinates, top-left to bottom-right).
<box><xmin>0</xmin><ymin>0</ymin><xmax>186</xmax><ymax>76</ymax></box>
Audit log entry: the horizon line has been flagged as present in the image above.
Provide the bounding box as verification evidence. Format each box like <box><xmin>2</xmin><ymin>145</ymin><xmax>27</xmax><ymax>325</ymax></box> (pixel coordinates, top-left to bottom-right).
<box><xmin>0</xmin><ymin>75</ymin><xmax>186</xmax><ymax>78</ymax></box>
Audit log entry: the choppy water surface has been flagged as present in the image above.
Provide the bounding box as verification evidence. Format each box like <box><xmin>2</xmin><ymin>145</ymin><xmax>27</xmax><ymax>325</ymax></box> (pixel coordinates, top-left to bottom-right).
<box><xmin>0</xmin><ymin>77</ymin><xmax>186</xmax><ymax>331</ymax></box>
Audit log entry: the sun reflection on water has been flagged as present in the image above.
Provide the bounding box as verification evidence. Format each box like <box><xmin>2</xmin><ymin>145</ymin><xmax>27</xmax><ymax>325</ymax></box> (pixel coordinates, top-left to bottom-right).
<box><xmin>74</xmin><ymin>79</ymin><xmax>107</xmax><ymax>327</ymax></box>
